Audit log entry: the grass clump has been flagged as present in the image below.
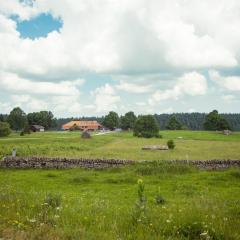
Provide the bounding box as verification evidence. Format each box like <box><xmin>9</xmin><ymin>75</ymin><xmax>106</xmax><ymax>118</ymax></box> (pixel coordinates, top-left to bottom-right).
<box><xmin>71</xmin><ymin>176</ymin><xmax>92</xmax><ymax>184</ymax></box>
<box><xmin>136</xmin><ymin>162</ymin><xmax>194</xmax><ymax>176</ymax></box>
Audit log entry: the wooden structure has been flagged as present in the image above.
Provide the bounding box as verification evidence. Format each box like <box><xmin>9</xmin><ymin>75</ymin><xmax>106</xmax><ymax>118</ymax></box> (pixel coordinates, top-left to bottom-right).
<box><xmin>62</xmin><ymin>121</ymin><xmax>102</xmax><ymax>131</ymax></box>
<box><xmin>31</xmin><ymin>125</ymin><xmax>45</xmax><ymax>132</ymax></box>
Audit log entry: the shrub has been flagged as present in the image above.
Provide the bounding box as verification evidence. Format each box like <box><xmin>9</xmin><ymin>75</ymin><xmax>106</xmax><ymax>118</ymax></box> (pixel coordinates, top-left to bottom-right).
<box><xmin>0</xmin><ymin>121</ymin><xmax>11</xmax><ymax>137</ymax></box>
<box><xmin>133</xmin><ymin>115</ymin><xmax>160</xmax><ymax>138</ymax></box>
<box><xmin>167</xmin><ymin>139</ymin><xmax>175</xmax><ymax>149</ymax></box>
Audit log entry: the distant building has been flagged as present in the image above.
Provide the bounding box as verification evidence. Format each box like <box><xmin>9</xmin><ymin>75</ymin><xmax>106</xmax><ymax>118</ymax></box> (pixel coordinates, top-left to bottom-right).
<box><xmin>31</xmin><ymin>125</ymin><xmax>45</xmax><ymax>132</ymax></box>
<box><xmin>62</xmin><ymin>121</ymin><xmax>102</xmax><ymax>131</ymax></box>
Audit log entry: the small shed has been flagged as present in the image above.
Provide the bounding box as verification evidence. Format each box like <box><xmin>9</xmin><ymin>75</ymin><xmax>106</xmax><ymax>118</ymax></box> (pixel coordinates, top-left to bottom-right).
<box><xmin>31</xmin><ymin>125</ymin><xmax>45</xmax><ymax>132</ymax></box>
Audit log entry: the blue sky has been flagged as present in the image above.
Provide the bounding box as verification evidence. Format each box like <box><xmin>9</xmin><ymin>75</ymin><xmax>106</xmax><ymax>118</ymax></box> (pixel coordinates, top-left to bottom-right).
<box><xmin>0</xmin><ymin>0</ymin><xmax>240</xmax><ymax>117</ymax></box>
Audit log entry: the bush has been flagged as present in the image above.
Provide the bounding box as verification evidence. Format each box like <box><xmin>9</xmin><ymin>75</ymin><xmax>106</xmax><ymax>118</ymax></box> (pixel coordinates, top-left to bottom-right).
<box><xmin>0</xmin><ymin>121</ymin><xmax>11</xmax><ymax>137</ymax></box>
<box><xmin>167</xmin><ymin>140</ymin><xmax>175</xmax><ymax>149</ymax></box>
<box><xmin>133</xmin><ymin>115</ymin><xmax>160</xmax><ymax>138</ymax></box>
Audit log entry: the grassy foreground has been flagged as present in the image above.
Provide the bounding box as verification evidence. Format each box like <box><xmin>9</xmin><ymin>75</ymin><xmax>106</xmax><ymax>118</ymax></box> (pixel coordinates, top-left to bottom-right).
<box><xmin>0</xmin><ymin>162</ymin><xmax>240</xmax><ymax>239</ymax></box>
<box><xmin>1</xmin><ymin>130</ymin><xmax>240</xmax><ymax>160</ymax></box>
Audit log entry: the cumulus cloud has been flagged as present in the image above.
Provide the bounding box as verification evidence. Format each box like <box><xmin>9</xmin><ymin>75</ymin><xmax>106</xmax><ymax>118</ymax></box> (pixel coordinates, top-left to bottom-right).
<box><xmin>209</xmin><ymin>70</ymin><xmax>240</xmax><ymax>91</ymax></box>
<box><xmin>91</xmin><ymin>84</ymin><xmax>121</xmax><ymax>114</ymax></box>
<box><xmin>1</xmin><ymin>0</ymin><xmax>240</xmax><ymax>78</ymax></box>
<box><xmin>0</xmin><ymin>0</ymin><xmax>240</xmax><ymax>115</ymax></box>
<box><xmin>149</xmin><ymin>72</ymin><xmax>207</xmax><ymax>105</ymax></box>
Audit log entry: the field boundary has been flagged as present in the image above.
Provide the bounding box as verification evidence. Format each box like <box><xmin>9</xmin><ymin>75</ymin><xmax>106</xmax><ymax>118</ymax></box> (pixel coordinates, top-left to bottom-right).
<box><xmin>0</xmin><ymin>156</ymin><xmax>135</xmax><ymax>169</ymax></box>
<box><xmin>0</xmin><ymin>156</ymin><xmax>240</xmax><ymax>169</ymax></box>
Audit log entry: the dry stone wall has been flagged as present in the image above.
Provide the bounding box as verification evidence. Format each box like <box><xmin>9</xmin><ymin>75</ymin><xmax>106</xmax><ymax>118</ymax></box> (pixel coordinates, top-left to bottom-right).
<box><xmin>0</xmin><ymin>156</ymin><xmax>135</xmax><ymax>169</ymax></box>
<box><xmin>0</xmin><ymin>157</ymin><xmax>239</xmax><ymax>170</ymax></box>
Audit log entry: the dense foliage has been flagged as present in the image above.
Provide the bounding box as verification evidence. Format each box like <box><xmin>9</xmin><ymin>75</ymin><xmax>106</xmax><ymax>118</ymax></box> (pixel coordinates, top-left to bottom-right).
<box><xmin>165</xmin><ymin>115</ymin><xmax>183</xmax><ymax>130</ymax></box>
<box><xmin>133</xmin><ymin>115</ymin><xmax>160</xmax><ymax>138</ymax></box>
<box><xmin>204</xmin><ymin>110</ymin><xmax>230</xmax><ymax>131</ymax></box>
<box><xmin>7</xmin><ymin>107</ymin><xmax>27</xmax><ymax>131</ymax></box>
<box><xmin>103</xmin><ymin>111</ymin><xmax>120</xmax><ymax>130</ymax></box>
<box><xmin>0</xmin><ymin>121</ymin><xmax>11</xmax><ymax>137</ymax></box>
<box><xmin>120</xmin><ymin>111</ymin><xmax>137</xmax><ymax>130</ymax></box>
<box><xmin>27</xmin><ymin>111</ymin><xmax>57</xmax><ymax>129</ymax></box>
<box><xmin>155</xmin><ymin>112</ymin><xmax>240</xmax><ymax>131</ymax></box>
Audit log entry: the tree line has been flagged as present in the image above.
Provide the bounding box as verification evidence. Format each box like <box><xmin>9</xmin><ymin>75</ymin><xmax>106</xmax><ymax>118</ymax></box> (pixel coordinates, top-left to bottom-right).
<box><xmin>1</xmin><ymin>107</ymin><xmax>239</xmax><ymax>138</ymax></box>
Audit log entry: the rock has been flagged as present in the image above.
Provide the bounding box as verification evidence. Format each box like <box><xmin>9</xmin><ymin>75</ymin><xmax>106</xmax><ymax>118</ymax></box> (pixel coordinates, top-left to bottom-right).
<box><xmin>142</xmin><ymin>145</ymin><xmax>169</xmax><ymax>150</ymax></box>
<box><xmin>223</xmin><ymin>130</ymin><xmax>232</xmax><ymax>136</ymax></box>
<box><xmin>81</xmin><ymin>131</ymin><xmax>91</xmax><ymax>139</ymax></box>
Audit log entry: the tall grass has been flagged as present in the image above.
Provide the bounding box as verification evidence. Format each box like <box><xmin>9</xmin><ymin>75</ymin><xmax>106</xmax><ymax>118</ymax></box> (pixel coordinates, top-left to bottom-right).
<box><xmin>0</xmin><ymin>164</ymin><xmax>239</xmax><ymax>239</ymax></box>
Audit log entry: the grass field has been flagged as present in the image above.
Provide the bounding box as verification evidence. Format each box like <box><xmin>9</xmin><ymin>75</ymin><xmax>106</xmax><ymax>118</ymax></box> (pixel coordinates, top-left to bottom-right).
<box><xmin>1</xmin><ymin>131</ymin><xmax>240</xmax><ymax>239</ymax></box>
<box><xmin>0</xmin><ymin>163</ymin><xmax>240</xmax><ymax>239</ymax></box>
<box><xmin>1</xmin><ymin>130</ymin><xmax>240</xmax><ymax>160</ymax></box>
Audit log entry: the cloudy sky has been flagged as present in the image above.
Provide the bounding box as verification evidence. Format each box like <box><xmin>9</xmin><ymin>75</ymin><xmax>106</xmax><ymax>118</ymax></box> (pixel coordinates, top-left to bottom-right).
<box><xmin>0</xmin><ymin>0</ymin><xmax>240</xmax><ymax>117</ymax></box>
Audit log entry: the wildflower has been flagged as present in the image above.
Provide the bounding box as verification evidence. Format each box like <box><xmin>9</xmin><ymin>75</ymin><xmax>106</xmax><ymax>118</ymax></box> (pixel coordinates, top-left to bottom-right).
<box><xmin>29</xmin><ymin>219</ymin><xmax>36</xmax><ymax>223</ymax></box>
<box><xmin>138</xmin><ymin>179</ymin><xmax>143</xmax><ymax>184</ymax></box>
<box><xmin>166</xmin><ymin>219</ymin><xmax>171</xmax><ymax>223</ymax></box>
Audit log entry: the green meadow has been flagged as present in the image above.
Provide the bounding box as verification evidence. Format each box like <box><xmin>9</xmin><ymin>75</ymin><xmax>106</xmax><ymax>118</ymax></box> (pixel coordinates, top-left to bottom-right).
<box><xmin>0</xmin><ymin>130</ymin><xmax>240</xmax><ymax>160</ymax></box>
<box><xmin>1</xmin><ymin>131</ymin><xmax>240</xmax><ymax>239</ymax></box>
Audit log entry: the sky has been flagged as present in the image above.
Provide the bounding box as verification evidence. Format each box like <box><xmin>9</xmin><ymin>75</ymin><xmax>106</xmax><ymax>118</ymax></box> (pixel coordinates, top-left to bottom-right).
<box><xmin>0</xmin><ymin>0</ymin><xmax>240</xmax><ymax>117</ymax></box>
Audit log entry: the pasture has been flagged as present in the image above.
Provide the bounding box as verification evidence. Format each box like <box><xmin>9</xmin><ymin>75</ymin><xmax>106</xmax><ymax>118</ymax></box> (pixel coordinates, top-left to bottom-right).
<box><xmin>0</xmin><ymin>130</ymin><xmax>240</xmax><ymax>160</ymax></box>
<box><xmin>0</xmin><ymin>131</ymin><xmax>240</xmax><ymax>239</ymax></box>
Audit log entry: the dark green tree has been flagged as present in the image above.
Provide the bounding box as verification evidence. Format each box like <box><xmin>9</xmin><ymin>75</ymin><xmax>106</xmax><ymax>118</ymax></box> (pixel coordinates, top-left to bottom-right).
<box><xmin>7</xmin><ymin>107</ymin><xmax>27</xmax><ymax>131</ymax></box>
<box><xmin>165</xmin><ymin>116</ymin><xmax>183</xmax><ymax>130</ymax></box>
<box><xmin>103</xmin><ymin>111</ymin><xmax>120</xmax><ymax>130</ymax></box>
<box><xmin>133</xmin><ymin>115</ymin><xmax>160</xmax><ymax>138</ymax></box>
<box><xmin>204</xmin><ymin>110</ymin><xmax>230</xmax><ymax>131</ymax></box>
<box><xmin>0</xmin><ymin>114</ymin><xmax>8</xmax><ymax>122</ymax></box>
<box><xmin>27</xmin><ymin>111</ymin><xmax>56</xmax><ymax>129</ymax></box>
<box><xmin>0</xmin><ymin>121</ymin><xmax>11</xmax><ymax>137</ymax></box>
<box><xmin>120</xmin><ymin>111</ymin><xmax>137</xmax><ymax>130</ymax></box>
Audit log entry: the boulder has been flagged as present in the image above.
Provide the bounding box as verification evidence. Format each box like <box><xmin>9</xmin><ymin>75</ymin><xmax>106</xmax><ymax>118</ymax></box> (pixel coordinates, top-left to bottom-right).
<box><xmin>142</xmin><ymin>145</ymin><xmax>169</xmax><ymax>150</ymax></box>
<box><xmin>81</xmin><ymin>131</ymin><xmax>91</xmax><ymax>139</ymax></box>
<box><xmin>223</xmin><ymin>130</ymin><xmax>232</xmax><ymax>136</ymax></box>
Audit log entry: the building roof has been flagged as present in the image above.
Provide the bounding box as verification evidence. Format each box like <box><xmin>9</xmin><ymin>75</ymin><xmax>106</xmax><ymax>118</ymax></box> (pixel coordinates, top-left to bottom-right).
<box><xmin>31</xmin><ymin>125</ymin><xmax>45</xmax><ymax>129</ymax></box>
<box><xmin>62</xmin><ymin>120</ymin><xmax>102</xmax><ymax>130</ymax></box>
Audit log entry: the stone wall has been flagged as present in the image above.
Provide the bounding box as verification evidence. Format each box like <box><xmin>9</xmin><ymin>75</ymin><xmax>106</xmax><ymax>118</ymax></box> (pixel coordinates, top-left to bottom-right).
<box><xmin>0</xmin><ymin>156</ymin><xmax>135</xmax><ymax>169</ymax></box>
<box><xmin>0</xmin><ymin>157</ymin><xmax>239</xmax><ymax>170</ymax></box>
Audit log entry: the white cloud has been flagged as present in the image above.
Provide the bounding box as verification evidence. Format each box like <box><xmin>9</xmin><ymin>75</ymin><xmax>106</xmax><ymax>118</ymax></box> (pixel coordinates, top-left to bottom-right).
<box><xmin>149</xmin><ymin>72</ymin><xmax>207</xmax><ymax>105</ymax></box>
<box><xmin>116</xmin><ymin>81</ymin><xmax>153</xmax><ymax>94</ymax></box>
<box><xmin>0</xmin><ymin>71</ymin><xmax>84</xmax><ymax>96</ymax></box>
<box><xmin>209</xmin><ymin>70</ymin><xmax>240</xmax><ymax>91</ymax></box>
<box><xmin>91</xmin><ymin>84</ymin><xmax>121</xmax><ymax>113</ymax></box>
<box><xmin>222</xmin><ymin>95</ymin><xmax>236</xmax><ymax>103</ymax></box>
<box><xmin>1</xmin><ymin>0</ymin><xmax>240</xmax><ymax>79</ymax></box>
<box><xmin>1</xmin><ymin>1</ymin><xmax>240</xmax><ymax>115</ymax></box>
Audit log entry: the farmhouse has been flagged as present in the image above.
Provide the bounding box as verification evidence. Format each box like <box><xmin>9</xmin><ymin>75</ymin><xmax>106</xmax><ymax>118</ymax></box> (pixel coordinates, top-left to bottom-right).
<box><xmin>62</xmin><ymin>121</ymin><xmax>102</xmax><ymax>131</ymax></box>
<box><xmin>31</xmin><ymin>125</ymin><xmax>45</xmax><ymax>132</ymax></box>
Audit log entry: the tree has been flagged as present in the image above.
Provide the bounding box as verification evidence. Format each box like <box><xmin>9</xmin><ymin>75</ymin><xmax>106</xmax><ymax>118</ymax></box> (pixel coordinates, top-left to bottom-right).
<box><xmin>165</xmin><ymin>116</ymin><xmax>183</xmax><ymax>130</ymax></box>
<box><xmin>120</xmin><ymin>111</ymin><xmax>137</xmax><ymax>130</ymax></box>
<box><xmin>204</xmin><ymin>110</ymin><xmax>230</xmax><ymax>131</ymax></box>
<box><xmin>103</xmin><ymin>111</ymin><xmax>120</xmax><ymax>130</ymax></box>
<box><xmin>27</xmin><ymin>111</ymin><xmax>57</xmax><ymax>129</ymax></box>
<box><xmin>7</xmin><ymin>107</ymin><xmax>27</xmax><ymax>131</ymax></box>
<box><xmin>133</xmin><ymin>115</ymin><xmax>160</xmax><ymax>138</ymax></box>
<box><xmin>0</xmin><ymin>121</ymin><xmax>11</xmax><ymax>137</ymax></box>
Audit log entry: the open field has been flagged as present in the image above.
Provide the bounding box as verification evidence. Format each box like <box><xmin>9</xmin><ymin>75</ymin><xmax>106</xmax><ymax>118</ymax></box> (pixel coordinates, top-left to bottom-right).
<box><xmin>0</xmin><ymin>163</ymin><xmax>240</xmax><ymax>239</ymax></box>
<box><xmin>1</xmin><ymin>130</ymin><xmax>240</xmax><ymax>160</ymax></box>
<box><xmin>1</xmin><ymin>131</ymin><xmax>240</xmax><ymax>239</ymax></box>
